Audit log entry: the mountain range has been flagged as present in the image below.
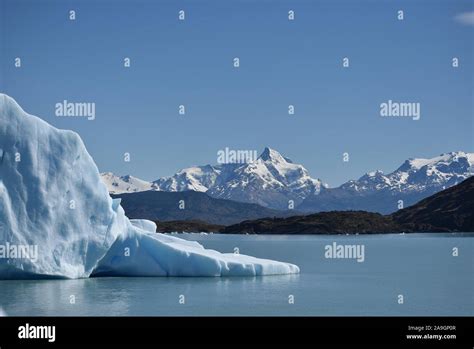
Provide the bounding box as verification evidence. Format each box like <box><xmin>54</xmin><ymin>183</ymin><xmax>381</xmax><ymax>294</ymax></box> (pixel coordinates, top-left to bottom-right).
<box><xmin>103</xmin><ymin>147</ymin><xmax>325</xmax><ymax>210</ymax></box>
<box><xmin>300</xmin><ymin>151</ymin><xmax>474</xmax><ymax>213</ymax></box>
<box><xmin>101</xmin><ymin>148</ymin><xmax>473</xmax><ymax>214</ymax></box>
<box><xmin>222</xmin><ymin>176</ymin><xmax>474</xmax><ymax>234</ymax></box>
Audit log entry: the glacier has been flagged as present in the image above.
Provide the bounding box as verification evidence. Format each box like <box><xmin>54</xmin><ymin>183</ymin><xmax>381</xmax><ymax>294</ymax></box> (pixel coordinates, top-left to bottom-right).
<box><xmin>0</xmin><ymin>94</ymin><xmax>299</xmax><ymax>279</ymax></box>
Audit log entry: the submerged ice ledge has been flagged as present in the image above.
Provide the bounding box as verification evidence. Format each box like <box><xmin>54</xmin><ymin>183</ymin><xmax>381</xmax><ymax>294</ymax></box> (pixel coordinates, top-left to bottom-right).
<box><xmin>0</xmin><ymin>94</ymin><xmax>299</xmax><ymax>279</ymax></box>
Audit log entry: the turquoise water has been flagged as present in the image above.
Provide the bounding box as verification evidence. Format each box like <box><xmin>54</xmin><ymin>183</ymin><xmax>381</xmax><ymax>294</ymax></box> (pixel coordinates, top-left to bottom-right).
<box><xmin>0</xmin><ymin>234</ymin><xmax>472</xmax><ymax>316</ymax></box>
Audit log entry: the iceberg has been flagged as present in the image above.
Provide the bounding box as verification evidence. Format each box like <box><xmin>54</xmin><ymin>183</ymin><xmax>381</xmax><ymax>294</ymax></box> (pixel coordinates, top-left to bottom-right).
<box><xmin>0</xmin><ymin>94</ymin><xmax>299</xmax><ymax>279</ymax></box>
<box><xmin>95</xmin><ymin>212</ymin><xmax>299</xmax><ymax>277</ymax></box>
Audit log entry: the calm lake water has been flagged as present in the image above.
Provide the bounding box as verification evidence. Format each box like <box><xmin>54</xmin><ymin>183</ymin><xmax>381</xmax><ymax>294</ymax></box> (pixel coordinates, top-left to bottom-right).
<box><xmin>0</xmin><ymin>234</ymin><xmax>472</xmax><ymax>316</ymax></box>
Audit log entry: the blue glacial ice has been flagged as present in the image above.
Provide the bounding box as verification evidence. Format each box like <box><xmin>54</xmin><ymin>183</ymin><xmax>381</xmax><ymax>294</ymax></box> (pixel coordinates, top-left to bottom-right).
<box><xmin>0</xmin><ymin>94</ymin><xmax>299</xmax><ymax>279</ymax></box>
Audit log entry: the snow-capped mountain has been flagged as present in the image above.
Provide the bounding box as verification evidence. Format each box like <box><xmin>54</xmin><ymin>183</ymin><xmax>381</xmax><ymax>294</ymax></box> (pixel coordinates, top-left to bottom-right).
<box><xmin>207</xmin><ymin>147</ymin><xmax>325</xmax><ymax>209</ymax></box>
<box><xmin>340</xmin><ymin>151</ymin><xmax>474</xmax><ymax>194</ymax></box>
<box><xmin>102</xmin><ymin>166</ymin><xmax>221</xmax><ymax>194</ymax></box>
<box><xmin>101</xmin><ymin>147</ymin><xmax>325</xmax><ymax>210</ymax></box>
<box><xmin>101</xmin><ymin>150</ymin><xmax>473</xmax><ymax>213</ymax></box>
<box><xmin>100</xmin><ymin>172</ymin><xmax>157</xmax><ymax>194</ymax></box>
<box><xmin>299</xmin><ymin>151</ymin><xmax>474</xmax><ymax>214</ymax></box>
<box><xmin>154</xmin><ymin>165</ymin><xmax>221</xmax><ymax>192</ymax></box>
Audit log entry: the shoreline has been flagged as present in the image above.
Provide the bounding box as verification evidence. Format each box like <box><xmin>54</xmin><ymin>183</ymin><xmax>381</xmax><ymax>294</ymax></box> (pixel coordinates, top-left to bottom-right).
<box><xmin>167</xmin><ymin>232</ymin><xmax>474</xmax><ymax>237</ymax></box>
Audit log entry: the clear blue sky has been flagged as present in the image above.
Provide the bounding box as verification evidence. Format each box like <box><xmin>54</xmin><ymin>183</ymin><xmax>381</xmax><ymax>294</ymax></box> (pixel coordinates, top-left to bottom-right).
<box><xmin>1</xmin><ymin>0</ymin><xmax>473</xmax><ymax>186</ymax></box>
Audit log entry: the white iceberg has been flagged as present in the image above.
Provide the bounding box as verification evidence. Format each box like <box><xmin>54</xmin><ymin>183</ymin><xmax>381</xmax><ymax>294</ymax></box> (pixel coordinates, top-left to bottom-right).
<box><xmin>95</xmin><ymin>214</ymin><xmax>298</xmax><ymax>276</ymax></box>
<box><xmin>0</xmin><ymin>94</ymin><xmax>299</xmax><ymax>279</ymax></box>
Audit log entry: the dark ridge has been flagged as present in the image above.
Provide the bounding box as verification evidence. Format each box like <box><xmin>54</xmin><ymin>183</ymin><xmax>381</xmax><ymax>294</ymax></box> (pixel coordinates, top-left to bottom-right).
<box><xmin>113</xmin><ymin>190</ymin><xmax>295</xmax><ymax>226</ymax></box>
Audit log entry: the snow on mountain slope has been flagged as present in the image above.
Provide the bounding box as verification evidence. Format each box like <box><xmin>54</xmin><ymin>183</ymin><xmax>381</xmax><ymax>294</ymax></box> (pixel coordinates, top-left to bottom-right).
<box><xmin>101</xmin><ymin>147</ymin><xmax>324</xmax><ymax>210</ymax></box>
<box><xmin>299</xmin><ymin>151</ymin><xmax>474</xmax><ymax>214</ymax></box>
<box><xmin>99</xmin><ymin>143</ymin><xmax>472</xmax><ymax>213</ymax></box>
<box><xmin>153</xmin><ymin>165</ymin><xmax>221</xmax><ymax>192</ymax></box>
<box><xmin>340</xmin><ymin>151</ymin><xmax>474</xmax><ymax>194</ymax></box>
<box><xmin>208</xmin><ymin>148</ymin><xmax>325</xmax><ymax>209</ymax></box>
<box><xmin>0</xmin><ymin>94</ymin><xmax>299</xmax><ymax>279</ymax></box>
<box><xmin>100</xmin><ymin>172</ymin><xmax>156</xmax><ymax>194</ymax></box>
